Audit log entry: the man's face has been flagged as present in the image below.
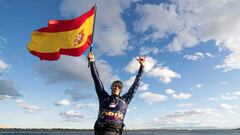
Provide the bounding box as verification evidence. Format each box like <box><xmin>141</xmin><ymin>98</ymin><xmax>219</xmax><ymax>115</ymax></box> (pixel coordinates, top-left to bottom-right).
<box><xmin>111</xmin><ymin>83</ymin><xmax>122</xmax><ymax>96</ymax></box>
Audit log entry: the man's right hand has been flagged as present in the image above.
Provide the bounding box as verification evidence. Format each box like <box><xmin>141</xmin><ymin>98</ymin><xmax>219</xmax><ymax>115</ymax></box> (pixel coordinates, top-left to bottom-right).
<box><xmin>88</xmin><ymin>52</ymin><xmax>95</xmax><ymax>62</ymax></box>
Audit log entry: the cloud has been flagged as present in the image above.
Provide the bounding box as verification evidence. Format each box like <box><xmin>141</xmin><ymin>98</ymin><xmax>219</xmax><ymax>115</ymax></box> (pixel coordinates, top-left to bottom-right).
<box><xmin>16</xmin><ymin>99</ymin><xmax>41</xmax><ymax>113</ymax></box>
<box><xmin>35</xmin><ymin>56</ymin><xmax>91</xmax><ymax>84</ymax></box>
<box><xmin>148</xmin><ymin>66</ymin><xmax>181</xmax><ymax>83</ymax></box>
<box><xmin>205</xmin><ymin>52</ymin><xmax>214</xmax><ymax>58</ymax></box>
<box><xmin>164</xmin><ymin>88</ymin><xmax>191</xmax><ymax>100</ymax></box>
<box><xmin>183</xmin><ymin>52</ymin><xmax>204</xmax><ymax>61</ymax></box>
<box><xmin>64</xmin><ymin>86</ymin><xmax>95</xmax><ymax>101</ymax></box>
<box><xmin>76</xmin><ymin>103</ymin><xmax>98</xmax><ymax>110</ymax></box>
<box><xmin>125</xmin><ymin>57</ymin><xmax>181</xmax><ymax>83</ymax></box>
<box><xmin>172</xmin><ymin>93</ymin><xmax>191</xmax><ymax>100</ymax></box>
<box><xmin>60</xmin><ymin>110</ymin><xmax>84</xmax><ymax>122</ymax></box>
<box><xmin>165</xmin><ymin>89</ymin><xmax>175</xmax><ymax>94</ymax></box>
<box><xmin>0</xmin><ymin>95</ymin><xmax>12</xmax><ymax>101</ymax></box>
<box><xmin>178</xmin><ymin>103</ymin><xmax>194</xmax><ymax>107</ymax></box>
<box><xmin>139</xmin><ymin>91</ymin><xmax>167</xmax><ymax>104</ymax></box>
<box><xmin>135</xmin><ymin>1</ymin><xmax>240</xmax><ymax>71</ymax></box>
<box><xmin>36</xmin><ymin>56</ymin><xmax>118</xmax><ymax>101</ymax></box>
<box><xmin>196</xmin><ymin>83</ymin><xmax>203</xmax><ymax>88</ymax></box>
<box><xmin>152</xmin><ymin>108</ymin><xmax>218</xmax><ymax>127</ymax></box>
<box><xmin>183</xmin><ymin>52</ymin><xmax>214</xmax><ymax>61</ymax></box>
<box><xmin>220</xmin><ymin>81</ymin><xmax>228</xmax><ymax>85</ymax></box>
<box><xmin>140</xmin><ymin>46</ymin><xmax>159</xmax><ymax>55</ymax></box>
<box><xmin>215</xmin><ymin>53</ymin><xmax>240</xmax><ymax>72</ymax></box>
<box><xmin>125</xmin><ymin>57</ymin><xmax>157</xmax><ymax>73</ymax></box>
<box><xmin>0</xmin><ymin>36</ymin><xmax>7</xmax><ymax>46</ymax></box>
<box><xmin>138</xmin><ymin>83</ymin><xmax>149</xmax><ymax>92</ymax></box>
<box><xmin>164</xmin><ymin>108</ymin><xmax>215</xmax><ymax>118</ymax></box>
<box><xmin>54</xmin><ymin>99</ymin><xmax>71</xmax><ymax>106</ymax></box>
<box><xmin>124</xmin><ymin>76</ymin><xmax>149</xmax><ymax>92</ymax></box>
<box><xmin>36</xmin><ymin>56</ymin><xmax>118</xmax><ymax>85</ymax></box>
<box><xmin>0</xmin><ymin>79</ymin><xmax>21</xmax><ymax>99</ymax></box>
<box><xmin>0</xmin><ymin>59</ymin><xmax>10</xmax><ymax>72</ymax></box>
<box><xmin>134</xmin><ymin>3</ymin><xmax>182</xmax><ymax>40</ymax></box>
<box><xmin>220</xmin><ymin>91</ymin><xmax>240</xmax><ymax>100</ymax></box>
<box><xmin>219</xmin><ymin>104</ymin><xmax>237</xmax><ymax>110</ymax></box>
<box><xmin>60</xmin><ymin>0</ymin><xmax>139</xmax><ymax>55</ymax></box>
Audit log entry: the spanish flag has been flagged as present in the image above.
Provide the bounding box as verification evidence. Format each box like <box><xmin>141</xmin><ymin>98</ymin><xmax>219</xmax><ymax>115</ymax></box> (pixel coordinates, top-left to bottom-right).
<box><xmin>27</xmin><ymin>6</ymin><xmax>96</xmax><ymax>60</ymax></box>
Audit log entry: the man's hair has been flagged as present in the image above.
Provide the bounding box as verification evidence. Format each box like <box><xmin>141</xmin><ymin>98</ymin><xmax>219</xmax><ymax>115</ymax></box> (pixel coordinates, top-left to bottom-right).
<box><xmin>111</xmin><ymin>80</ymin><xmax>123</xmax><ymax>90</ymax></box>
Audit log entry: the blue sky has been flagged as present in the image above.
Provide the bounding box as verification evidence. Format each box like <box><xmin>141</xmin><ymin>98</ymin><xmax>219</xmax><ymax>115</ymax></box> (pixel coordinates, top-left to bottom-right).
<box><xmin>0</xmin><ymin>0</ymin><xmax>240</xmax><ymax>129</ymax></box>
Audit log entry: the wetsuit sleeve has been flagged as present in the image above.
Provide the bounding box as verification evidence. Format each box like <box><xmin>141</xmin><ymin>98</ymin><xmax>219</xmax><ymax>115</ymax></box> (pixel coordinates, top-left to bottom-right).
<box><xmin>90</xmin><ymin>61</ymin><xmax>109</xmax><ymax>99</ymax></box>
<box><xmin>122</xmin><ymin>65</ymin><xmax>144</xmax><ymax>104</ymax></box>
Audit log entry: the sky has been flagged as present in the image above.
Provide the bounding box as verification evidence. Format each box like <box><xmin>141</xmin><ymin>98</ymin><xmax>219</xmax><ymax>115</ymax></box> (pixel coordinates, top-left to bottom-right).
<box><xmin>0</xmin><ymin>0</ymin><xmax>240</xmax><ymax>129</ymax></box>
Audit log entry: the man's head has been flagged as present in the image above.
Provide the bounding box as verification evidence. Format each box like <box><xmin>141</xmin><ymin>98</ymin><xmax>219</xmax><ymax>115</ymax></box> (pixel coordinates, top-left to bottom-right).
<box><xmin>111</xmin><ymin>80</ymin><xmax>123</xmax><ymax>96</ymax></box>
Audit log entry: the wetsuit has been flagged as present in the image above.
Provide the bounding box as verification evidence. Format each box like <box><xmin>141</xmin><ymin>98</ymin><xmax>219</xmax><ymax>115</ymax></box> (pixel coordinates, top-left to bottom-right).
<box><xmin>90</xmin><ymin>62</ymin><xmax>144</xmax><ymax>135</ymax></box>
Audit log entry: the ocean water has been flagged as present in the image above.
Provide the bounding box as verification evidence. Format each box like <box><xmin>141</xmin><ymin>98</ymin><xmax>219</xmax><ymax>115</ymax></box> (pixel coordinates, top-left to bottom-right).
<box><xmin>0</xmin><ymin>130</ymin><xmax>240</xmax><ymax>135</ymax></box>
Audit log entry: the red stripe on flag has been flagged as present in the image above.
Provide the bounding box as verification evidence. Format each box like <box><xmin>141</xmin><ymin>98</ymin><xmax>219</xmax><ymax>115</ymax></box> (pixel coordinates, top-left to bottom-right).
<box><xmin>37</xmin><ymin>6</ymin><xmax>95</xmax><ymax>33</ymax></box>
<box><xmin>30</xmin><ymin>35</ymin><xmax>92</xmax><ymax>60</ymax></box>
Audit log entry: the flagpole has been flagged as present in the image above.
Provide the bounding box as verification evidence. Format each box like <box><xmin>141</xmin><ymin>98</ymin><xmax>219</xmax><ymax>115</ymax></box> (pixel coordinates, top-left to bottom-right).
<box><xmin>88</xmin><ymin>4</ymin><xmax>97</xmax><ymax>67</ymax></box>
<box><xmin>91</xmin><ymin>4</ymin><xmax>97</xmax><ymax>49</ymax></box>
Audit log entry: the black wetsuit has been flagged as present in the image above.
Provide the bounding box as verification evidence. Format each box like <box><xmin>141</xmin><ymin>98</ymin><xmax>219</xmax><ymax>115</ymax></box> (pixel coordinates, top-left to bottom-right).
<box><xmin>90</xmin><ymin>62</ymin><xmax>144</xmax><ymax>135</ymax></box>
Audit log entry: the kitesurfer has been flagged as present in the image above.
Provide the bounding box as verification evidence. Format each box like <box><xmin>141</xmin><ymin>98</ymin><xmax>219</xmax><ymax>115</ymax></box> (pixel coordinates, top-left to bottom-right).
<box><xmin>88</xmin><ymin>52</ymin><xmax>145</xmax><ymax>135</ymax></box>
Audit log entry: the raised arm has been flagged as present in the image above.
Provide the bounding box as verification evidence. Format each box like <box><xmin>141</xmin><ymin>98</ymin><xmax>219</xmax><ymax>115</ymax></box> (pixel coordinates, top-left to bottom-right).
<box><xmin>122</xmin><ymin>56</ymin><xmax>145</xmax><ymax>104</ymax></box>
<box><xmin>88</xmin><ymin>52</ymin><xmax>109</xmax><ymax>99</ymax></box>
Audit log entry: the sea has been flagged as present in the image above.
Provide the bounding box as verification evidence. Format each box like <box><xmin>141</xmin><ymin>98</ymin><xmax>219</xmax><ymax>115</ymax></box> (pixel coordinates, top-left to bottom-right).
<box><xmin>0</xmin><ymin>129</ymin><xmax>240</xmax><ymax>135</ymax></box>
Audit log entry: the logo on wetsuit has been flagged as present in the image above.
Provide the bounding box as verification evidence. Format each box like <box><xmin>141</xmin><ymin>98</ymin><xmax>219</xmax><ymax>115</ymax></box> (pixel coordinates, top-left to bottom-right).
<box><xmin>101</xmin><ymin>111</ymin><xmax>124</xmax><ymax>120</ymax></box>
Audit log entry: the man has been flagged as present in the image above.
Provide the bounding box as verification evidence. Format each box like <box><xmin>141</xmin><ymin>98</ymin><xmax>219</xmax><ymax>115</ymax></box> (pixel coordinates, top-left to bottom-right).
<box><xmin>88</xmin><ymin>52</ymin><xmax>145</xmax><ymax>135</ymax></box>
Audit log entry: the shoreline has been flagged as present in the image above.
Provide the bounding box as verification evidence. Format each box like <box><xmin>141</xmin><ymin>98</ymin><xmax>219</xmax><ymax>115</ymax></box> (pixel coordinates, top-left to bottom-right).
<box><xmin>0</xmin><ymin>128</ymin><xmax>239</xmax><ymax>131</ymax></box>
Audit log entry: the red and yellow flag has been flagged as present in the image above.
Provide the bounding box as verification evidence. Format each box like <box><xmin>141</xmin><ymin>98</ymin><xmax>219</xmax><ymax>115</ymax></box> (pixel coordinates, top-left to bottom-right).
<box><xmin>27</xmin><ymin>6</ymin><xmax>96</xmax><ymax>60</ymax></box>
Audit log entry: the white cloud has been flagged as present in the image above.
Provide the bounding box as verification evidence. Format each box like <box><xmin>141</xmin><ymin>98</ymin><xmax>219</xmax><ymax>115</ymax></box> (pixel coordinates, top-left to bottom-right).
<box><xmin>54</xmin><ymin>99</ymin><xmax>71</xmax><ymax>106</ymax></box>
<box><xmin>206</xmin><ymin>52</ymin><xmax>214</xmax><ymax>58</ymax></box>
<box><xmin>140</xmin><ymin>46</ymin><xmax>159</xmax><ymax>55</ymax></box>
<box><xmin>126</xmin><ymin>57</ymin><xmax>181</xmax><ymax>84</ymax></box>
<box><xmin>152</xmin><ymin>108</ymin><xmax>219</xmax><ymax>127</ymax></box>
<box><xmin>178</xmin><ymin>103</ymin><xmax>194</xmax><ymax>107</ymax></box>
<box><xmin>0</xmin><ymin>95</ymin><xmax>12</xmax><ymax>101</ymax></box>
<box><xmin>220</xmin><ymin>81</ymin><xmax>228</xmax><ymax>85</ymax></box>
<box><xmin>124</xmin><ymin>76</ymin><xmax>136</xmax><ymax>88</ymax></box>
<box><xmin>215</xmin><ymin>53</ymin><xmax>240</xmax><ymax>72</ymax></box>
<box><xmin>124</xmin><ymin>76</ymin><xmax>149</xmax><ymax>92</ymax></box>
<box><xmin>183</xmin><ymin>52</ymin><xmax>204</xmax><ymax>61</ymax></box>
<box><xmin>0</xmin><ymin>36</ymin><xmax>7</xmax><ymax>46</ymax></box>
<box><xmin>219</xmin><ymin>104</ymin><xmax>237</xmax><ymax>110</ymax></box>
<box><xmin>172</xmin><ymin>93</ymin><xmax>191</xmax><ymax>100</ymax></box>
<box><xmin>220</xmin><ymin>91</ymin><xmax>240</xmax><ymax>100</ymax></box>
<box><xmin>164</xmin><ymin>108</ymin><xmax>216</xmax><ymax>118</ymax></box>
<box><xmin>196</xmin><ymin>83</ymin><xmax>203</xmax><ymax>88</ymax></box>
<box><xmin>139</xmin><ymin>84</ymin><xmax>149</xmax><ymax>92</ymax></box>
<box><xmin>148</xmin><ymin>67</ymin><xmax>181</xmax><ymax>83</ymax></box>
<box><xmin>139</xmin><ymin>91</ymin><xmax>167</xmax><ymax>104</ymax></box>
<box><xmin>134</xmin><ymin>3</ymin><xmax>182</xmax><ymax>40</ymax></box>
<box><xmin>125</xmin><ymin>57</ymin><xmax>157</xmax><ymax>73</ymax></box>
<box><xmin>16</xmin><ymin>99</ymin><xmax>41</xmax><ymax>113</ymax></box>
<box><xmin>208</xmin><ymin>98</ymin><xmax>218</xmax><ymax>102</ymax></box>
<box><xmin>0</xmin><ymin>59</ymin><xmax>9</xmax><ymax>71</ymax></box>
<box><xmin>60</xmin><ymin>0</ymin><xmax>138</xmax><ymax>55</ymax></box>
<box><xmin>125</xmin><ymin>57</ymin><xmax>181</xmax><ymax>83</ymax></box>
<box><xmin>165</xmin><ymin>89</ymin><xmax>175</xmax><ymax>94</ymax></box>
<box><xmin>60</xmin><ymin>110</ymin><xmax>84</xmax><ymax>122</ymax></box>
<box><xmin>76</xmin><ymin>103</ymin><xmax>98</xmax><ymax>110</ymax></box>
<box><xmin>135</xmin><ymin>1</ymin><xmax>240</xmax><ymax>71</ymax></box>
<box><xmin>184</xmin><ymin>52</ymin><xmax>214</xmax><ymax>61</ymax></box>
